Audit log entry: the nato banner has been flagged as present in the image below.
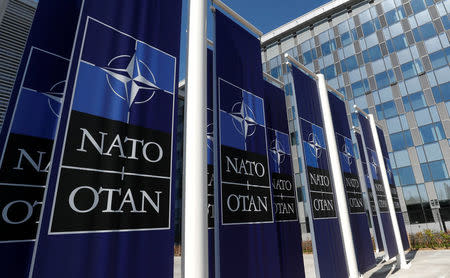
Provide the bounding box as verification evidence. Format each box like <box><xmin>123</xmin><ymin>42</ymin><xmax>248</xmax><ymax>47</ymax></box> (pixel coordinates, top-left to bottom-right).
<box><xmin>0</xmin><ymin>0</ymin><xmax>81</xmax><ymax>277</ymax></box>
<box><xmin>29</xmin><ymin>1</ymin><xmax>182</xmax><ymax>277</ymax></box>
<box><xmin>264</xmin><ymin>80</ymin><xmax>305</xmax><ymax>278</ymax></box>
<box><xmin>358</xmin><ymin>113</ymin><xmax>398</xmax><ymax>259</ymax></box>
<box><xmin>354</xmin><ymin>131</ymin><xmax>384</xmax><ymax>252</ymax></box>
<box><xmin>215</xmin><ymin>10</ymin><xmax>282</xmax><ymax>277</ymax></box>
<box><xmin>376</xmin><ymin>127</ymin><xmax>410</xmax><ymax>251</ymax></box>
<box><xmin>206</xmin><ymin>48</ymin><xmax>215</xmax><ymax>278</ymax></box>
<box><xmin>291</xmin><ymin>66</ymin><xmax>347</xmax><ymax>278</ymax></box>
<box><xmin>328</xmin><ymin>93</ymin><xmax>375</xmax><ymax>273</ymax></box>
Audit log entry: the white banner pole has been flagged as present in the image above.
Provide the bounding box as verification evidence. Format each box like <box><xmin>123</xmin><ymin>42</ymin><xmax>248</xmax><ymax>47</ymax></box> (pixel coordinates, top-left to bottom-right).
<box><xmin>368</xmin><ymin>115</ymin><xmax>410</xmax><ymax>269</ymax></box>
<box><xmin>182</xmin><ymin>0</ymin><xmax>208</xmax><ymax>276</ymax></box>
<box><xmin>317</xmin><ymin>74</ymin><xmax>359</xmax><ymax>278</ymax></box>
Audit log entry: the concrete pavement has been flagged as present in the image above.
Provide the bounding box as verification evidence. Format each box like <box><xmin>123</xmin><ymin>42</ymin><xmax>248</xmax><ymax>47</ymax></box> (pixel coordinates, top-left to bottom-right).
<box><xmin>174</xmin><ymin>249</ymin><xmax>450</xmax><ymax>277</ymax></box>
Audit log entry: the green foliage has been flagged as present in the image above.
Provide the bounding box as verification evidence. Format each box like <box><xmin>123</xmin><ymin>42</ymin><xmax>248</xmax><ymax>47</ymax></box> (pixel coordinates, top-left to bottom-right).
<box><xmin>409</xmin><ymin>230</ymin><xmax>450</xmax><ymax>249</ymax></box>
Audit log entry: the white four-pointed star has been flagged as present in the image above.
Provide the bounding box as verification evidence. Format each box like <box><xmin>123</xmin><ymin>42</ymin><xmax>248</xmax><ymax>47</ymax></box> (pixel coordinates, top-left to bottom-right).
<box><xmin>230</xmin><ymin>101</ymin><xmax>257</xmax><ymax>138</ymax></box>
<box><xmin>101</xmin><ymin>53</ymin><xmax>160</xmax><ymax>108</ymax></box>
<box><xmin>270</xmin><ymin>139</ymin><xmax>286</xmax><ymax>165</ymax></box>
<box><xmin>342</xmin><ymin>143</ymin><xmax>353</xmax><ymax>166</ymax></box>
<box><xmin>308</xmin><ymin>133</ymin><xmax>323</xmax><ymax>158</ymax></box>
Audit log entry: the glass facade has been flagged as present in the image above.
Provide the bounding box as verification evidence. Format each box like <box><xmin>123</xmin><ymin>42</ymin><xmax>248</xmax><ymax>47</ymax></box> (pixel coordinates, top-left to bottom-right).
<box><xmin>262</xmin><ymin>0</ymin><xmax>450</xmax><ymax>232</ymax></box>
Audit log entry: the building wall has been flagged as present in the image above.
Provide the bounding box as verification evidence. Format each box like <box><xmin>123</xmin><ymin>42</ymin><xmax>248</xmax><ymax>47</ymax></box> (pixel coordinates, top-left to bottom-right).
<box><xmin>263</xmin><ymin>0</ymin><xmax>450</xmax><ymax>233</ymax></box>
<box><xmin>0</xmin><ymin>0</ymin><xmax>36</xmax><ymax>129</ymax></box>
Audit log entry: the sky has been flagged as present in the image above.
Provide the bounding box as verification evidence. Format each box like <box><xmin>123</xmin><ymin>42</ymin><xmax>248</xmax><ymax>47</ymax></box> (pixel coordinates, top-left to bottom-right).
<box><xmin>179</xmin><ymin>0</ymin><xmax>331</xmax><ymax>80</ymax></box>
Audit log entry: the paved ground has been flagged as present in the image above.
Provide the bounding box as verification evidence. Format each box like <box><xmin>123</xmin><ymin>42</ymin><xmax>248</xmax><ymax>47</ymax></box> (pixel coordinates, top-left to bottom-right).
<box><xmin>174</xmin><ymin>249</ymin><xmax>450</xmax><ymax>277</ymax></box>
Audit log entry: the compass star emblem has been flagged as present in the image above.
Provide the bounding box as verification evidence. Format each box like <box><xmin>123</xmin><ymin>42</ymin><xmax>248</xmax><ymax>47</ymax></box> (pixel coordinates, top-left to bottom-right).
<box><xmin>101</xmin><ymin>52</ymin><xmax>160</xmax><ymax>122</ymax></box>
<box><xmin>41</xmin><ymin>80</ymin><xmax>65</xmax><ymax>118</ymax></box>
<box><xmin>270</xmin><ymin>139</ymin><xmax>287</xmax><ymax>166</ymax></box>
<box><xmin>307</xmin><ymin>132</ymin><xmax>324</xmax><ymax>159</ymax></box>
<box><xmin>230</xmin><ymin>101</ymin><xmax>257</xmax><ymax>139</ymax></box>
<box><xmin>342</xmin><ymin>143</ymin><xmax>353</xmax><ymax>166</ymax></box>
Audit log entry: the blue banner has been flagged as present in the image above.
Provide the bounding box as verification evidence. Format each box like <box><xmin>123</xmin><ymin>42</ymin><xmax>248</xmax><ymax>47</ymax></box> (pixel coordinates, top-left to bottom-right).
<box><xmin>291</xmin><ymin>66</ymin><xmax>347</xmax><ymax>278</ymax></box>
<box><xmin>264</xmin><ymin>81</ymin><xmax>305</xmax><ymax>277</ymax></box>
<box><xmin>376</xmin><ymin>127</ymin><xmax>410</xmax><ymax>251</ymax></box>
<box><xmin>328</xmin><ymin>93</ymin><xmax>375</xmax><ymax>273</ymax></box>
<box><xmin>0</xmin><ymin>1</ymin><xmax>81</xmax><ymax>277</ymax></box>
<box><xmin>207</xmin><ymin>48</ymin><xmax>215</xmax><ymax>278</ymax></box>
<box><xmin>354</xmin><ymin>131</ymin><xmax>384</xmax><ymax>252</ymax></box>
<box><xmin>358</xmin><ymin>113</ymin><xmax>398</xmax><ymax>259</ymax></box>
<box><xmin>215</xmin><ymin>10</ymin><xmax>300</xmax><ymax>277</ymax></box>
<box><xmin>30</xmin><ymin>1</ymin><xmax>182</xmax><ymax>277</ymax></box>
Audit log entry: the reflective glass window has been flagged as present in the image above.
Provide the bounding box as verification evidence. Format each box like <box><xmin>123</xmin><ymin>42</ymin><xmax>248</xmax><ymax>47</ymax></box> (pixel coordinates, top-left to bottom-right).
<box><xmin>303</xmin><ymin>49</ymin><xmax>317</xmax><ymax>65</ymax></box>
<box><xmin>385</xmin><ymin>9</ymin><xmax>400</xmax><ymax>25</ymax></box>
<box><xmin>322</xmin><ymin>65</ymin><xmax>337</xmax><ymax>80</ymax></box>
<box><xmin>395</xmin><ymin>150</ymin><xmax>411</xmax><ymax>168</ymax></box>
<box><xmin>415</xmin><ymin>108</ymin><xmax>433</xmax><ymax>126</ymax></box>
<box><xmin>391</xmin><ymin>132</ymin><xmax>407</xmax><ymax>150</ymax></box>
<box><xmin>321</xmin><ymin>39</ymin><xmax>336</xmax><ymax>56</ymax></box>
<box><xmin>362</xmin><ymin>21</ymin><xmax>375</xmax><ymax>36</ymax></box>
<box><xmin>419</xmin><ymin>22</ymin><xmax>437</xmax><ymax>40</ymax></box>
<box><xmin>342</xmin><ymin>55</ymin><xmax>358</xmax><ymax>72</ymax></box>
<box><xmin>416</xmin><ymin>146</ymin><xmax>427</xmax><ymax>163</ymax></box>
<box><xmin>383</xmin><ymin>101</ymin><xmax>398</xmax><ymax>118</ymax></box>
<box><xmin>398</xmin><ymin>166</ymin><xmax>416</xmax><ymax>185</ymax></box>
<box><xmin>403</xmin><ymin>96</ymin><xmax>412</xmax><ymax>112</ymax></box>
<box><xmin>376</xmin><ymin>105</ymin><xmax>384</xmax><ymax>120</ymax></box>
<box><xmin>419</xmin><ymin>124</ymin><xmax>438</xmax><ymax>143</ymax></box>
<box><xmin>442</xmin><ymin>15</ymin><xmax>450</xmax><ymax>30</ymax></box>
<box><xmin>429</xmin><ymin>50</ymin><xmax>448</xmax><ymax>69</ymax></box>
<box><xmin>341</xmin><ymin>32</ymin><xmax>352</xmax><ymax>46</ymax></box>
<box><xmin>411</xmin><ymin>0</ymin><xmax>427</xmax><ymax>14</ymax></box>
<box><xmin>409</xmin><ymin>91</ymin><xmax>427</xmax><ymax>110</ymax></box>
<box><xmin>421</xmin><ymin>163</ymin><xmax>433</xmax><ymax>182</ymax></box>
<box><xmin>404</xmin><ymin>130</ymin><xmax>414</xmax><ymax>147</ymax></box>
<box><xmin>375</xmin><ymin>72</ymin><xmax>390</xmax><ymax>89</ymax></box>
<box><xmin>424</xmin><ymin>142</ymin><xmax>443</xmax><ymax>161</ymax></box>
<box><xmin>392</xmin><ymin>34</ymin><xmax>408</xmax><ymax>51</ymax></box>
<box><xmin>401</xmin><ymin>61</ymin><xmax>417</xmax><ymax>79</ymax></box>
<box><xmin>386</xmin><ymin>39</ymin><xmax>395</xmax><ymax>53</ymax></box>
<box><xmin>387</xmin><ymin>117</ymin><xmax>402</xmax><ymax>133</ymax></box>
<box><xmin>416</xmin><ymin>10</ymin><xmax>432</xmax><ymax>26</ymax></box>
<box><xmin>429</xmin><ymin>160</ymin><xmax>449</xmax><ymax>180</ymax></box>
<box><xmin>368</xmin><ymin>45</ymin><xmax>382</xmax><ymax>61</ymax></box>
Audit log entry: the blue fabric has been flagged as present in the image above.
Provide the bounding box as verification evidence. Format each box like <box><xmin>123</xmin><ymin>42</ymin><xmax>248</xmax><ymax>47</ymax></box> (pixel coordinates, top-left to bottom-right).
<box><xmin>358</xmin><ymin>114</ymin><xmax>399</xmax><ymax>258</ymax></box>
<box><xmin>0</xmin><ymin>1</ymin><xmax>82</xmax><ymax>277</ymax></box>
<box><xmin>329</xmin><ymin>93</ymin><xmax>375</xmax><ymax>273</ymax></box>
<box><xmin>30</xmin><ymin>1</ymin><xmax>182</xmax><ymax>277</ymax></box>
<box><xmin>292</xmin><ymin>66</ymin><xmax>348</xmax><ymax>278</ymax></box>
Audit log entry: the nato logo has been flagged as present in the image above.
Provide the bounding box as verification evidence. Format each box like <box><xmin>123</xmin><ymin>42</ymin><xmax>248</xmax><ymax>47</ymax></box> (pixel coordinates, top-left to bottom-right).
<box><xmin>72</xmin><ymin>18</ymin><xmax>176</xmax><ymax>133</ymax></box>
<box><xmin>369</xmin><ymin>149</ymin><xmax>379</xmax><ymax>179</ymax></box>
<box><xmin>339</xmin><ymin>136</ymin><xmax>354</xmax><ymax>173</ymax></box>
<box><xmin>10</xmin><ymin>47</ymin><xmax>68</xmax><ymax>140</ymax></box>
<box><xmin>219</xmin><ymin>78</ymin><xmax>266</xmax><ymax>155</ymax></box>
<box><xmin>302</xmin><ymin>121</ymin><xmax>326</xmax><ymax>169</ymax></box>
<box><xmin>268</xmin><ymin>130</ymin><xmax>290</xmax><ymax>174</ymax></box>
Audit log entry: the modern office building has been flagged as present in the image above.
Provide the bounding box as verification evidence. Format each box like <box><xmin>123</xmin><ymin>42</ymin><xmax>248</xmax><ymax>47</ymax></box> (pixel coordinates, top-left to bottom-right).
<box><xmin>261</xmin><ymin>0</ymin><xmax>450</xmax><ymax>234</ymax></box>
<box><xmin>0</xmin><ymin>0</ymin><xmax>36</xmax><ymax>129</ymax></box>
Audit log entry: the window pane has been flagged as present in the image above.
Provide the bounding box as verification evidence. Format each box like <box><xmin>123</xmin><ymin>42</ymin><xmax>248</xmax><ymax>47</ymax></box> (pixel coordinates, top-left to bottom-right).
<box><xmin>421</xmin><ymin>164</ymin><xmax>433</xmax><ymax>182</ymax></box>
<box><xmin>417</xmin><ymin>146</ymin><xmax>427</xmax><ymax>163</ymax></box>
<box><xmin>343</xmin><ymin>55</ymin><xmax>358</xmax><ymax>72</ymax></box>
<box><xmin>419</xmin><ymin>124</ymin><xmax>438</xmax><ymax>143</ymax></box>
<box><xmin>429</xmin><ymin>160</ymin><xmax>449</xmax><ymax>180</ymax></box>
<box><xmin>401</xmin><ymin>61</ymin><xmax>417</xmax><ymax>79</ymax></box>
<box><xmin>394</xmin><ymin>150</ymin><xmax>411</xmax><ymax>167</ymax></box>
<box><xmin>362</xmin><ymin>21</ymin><xmax>375</xmax><ymax>36</ymax></box>
<box><xmin>341</xmin><ymin>32</ymin><xmax>352</xmax><ymax>46</ymax></box>
<box><xmin>403</xmin><ymin>96</ymin><xmax>412</xmax><ymax>112</ymax></box>
<box><xmin>387</xmin><ymin>117</ymin><xmax>402</xmax><ymax>133</ymax></box>
<box><xmin>383</xmin><ymin>101</ymin><xmax>398</xmax><ymax>118</ymax></box>
<box><xmin>375</xmin><ymin>72</ymin><xmax>390</xmax><ymax>89</ymax></box>
<box><xmin>415</xmin><ymin>108</ymin><xmax>432</xmax><ymax>126</ymax></box>
<box><xmin>411</xmin><ymin>0</ymin><xmax>426</xmax><ymax>13</ymax></box>
<box><xmin>392</xmin><ymin>35</ymin><xmax>408</xmax><ymax>51</ymax></box>
<box><xmin>424</xmin><ymin>142</ymin><xmax>443</xmax><ymax>161</ymax></box>
<box><xmin>398</xmin><ymin>166</ymin><xmax>416</xmax><ymax>185</ymax></box>
<box><xmin>368</xmin><ymin>45</ymin><xmax>382</xmax><ymax>61</ymax></box>
<box><xmin>322</xmin><ymin>65</ymin><xmax>337</xmax><ymax>80</ymax></box>
<box><xmin>429</xmin><ymin>50</ymin><xmax>448</xmax><ymax>69</ymax></box>
<box><xmin>352</xmin><ymin>81</ymin><xmax>365</xmax><ymax>97</ymax></box>
<box><xmin>409</xmin><ymin>91</ymin><xmax>427</xmax><ymax>110</ymax></box>
<box><xmin>391</xmin><ymin>132</ymin><xmax>406</xmax><ymax>151</ymax></box>
<box><xmin>404</xmin><ymin>130</ymin><xmax>414</xmax><ymax>147</ymax></box>
<box><xmin>385</xmin><ymin>9</ymin><xmax>399</xmax><ymax>25</ymax></box>
<box><xmin>419</xmin><ymin>22</ymin><xmax>437</xmax><ymax>40</ymax></box>
<box><xmin>435</xmin><ymin>122</ymin><xmax>445</xmax><ymax>140</ymax></box>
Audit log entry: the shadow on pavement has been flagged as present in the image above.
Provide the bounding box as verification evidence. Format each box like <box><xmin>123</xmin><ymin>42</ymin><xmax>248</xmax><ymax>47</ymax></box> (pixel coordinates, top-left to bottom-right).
<box><xmin>369</xmin><ymin>250</ymin><xmax>418</xmax><ymax>278</ymax></box>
